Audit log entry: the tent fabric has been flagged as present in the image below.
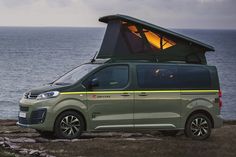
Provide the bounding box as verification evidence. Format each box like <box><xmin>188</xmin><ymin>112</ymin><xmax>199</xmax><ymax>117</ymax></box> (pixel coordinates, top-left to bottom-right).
<box><xmin>99</xmin><ymin>14</ymin><xmax>214</xmax><ymax>51</ymax></box>
<box><xmin>97</xmin><ymin>14</ymin><xmax>214</xmax><ymax>64</ymax></box>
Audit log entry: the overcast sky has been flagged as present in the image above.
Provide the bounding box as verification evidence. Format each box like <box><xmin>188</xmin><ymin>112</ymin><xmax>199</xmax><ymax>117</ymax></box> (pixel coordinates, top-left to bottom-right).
<box><xmin>0</xmin><ymin>0</ymin><xmax>235</xmax><ymax>29</ymax></box>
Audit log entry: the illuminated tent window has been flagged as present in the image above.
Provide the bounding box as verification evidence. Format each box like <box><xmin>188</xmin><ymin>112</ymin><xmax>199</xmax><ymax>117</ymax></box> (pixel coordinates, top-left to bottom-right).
<box><xmin>143</xmin><ymin>29</ymin><xmax>176</xmax><ymax>50</ymax></box>
<box><xmin>127</xmin><ymin>25</ymin><xmax>141</xmax><ymax>38</ymax></box>
<box><xmin>124</xmin><ymin>25</ymin><xmax>150</xmax><ymax>53</ymax></box>
<box><xmin>126</xmin><ymin>25</ymin><xmax>176</xmax><ymax>51</ymax></box>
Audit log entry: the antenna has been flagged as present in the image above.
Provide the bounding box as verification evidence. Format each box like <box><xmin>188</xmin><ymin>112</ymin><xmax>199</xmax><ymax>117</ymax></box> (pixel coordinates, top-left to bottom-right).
<box><xmin>91</xmin><ymin>51</ymin><xmax>99</xmax><ymax>63</ymax></box>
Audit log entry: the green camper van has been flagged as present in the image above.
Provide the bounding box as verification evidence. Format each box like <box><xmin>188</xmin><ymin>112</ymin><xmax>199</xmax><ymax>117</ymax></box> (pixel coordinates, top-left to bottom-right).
<box><xmin>17</xmin><ymin>15</ymin><xmax>223</xmax><ymax>140</ymax></box>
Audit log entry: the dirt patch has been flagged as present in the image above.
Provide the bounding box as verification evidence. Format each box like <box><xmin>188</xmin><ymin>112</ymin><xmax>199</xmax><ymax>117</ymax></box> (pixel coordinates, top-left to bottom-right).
<box><xmin>1</xmin><ymin>120</ymin><xmax>236</xmax><ymax>157</ymax></box>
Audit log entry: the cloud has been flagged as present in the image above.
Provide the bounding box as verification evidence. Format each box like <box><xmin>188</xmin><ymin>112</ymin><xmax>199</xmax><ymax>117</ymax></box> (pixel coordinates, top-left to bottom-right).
<box><xmin>0</xmin><ymin>0</ymin><xmax>235</xmax><ymax>29</ymax></box>
<box><xmin>0</xmin><ymin>0</ymin><xmax>36</xmax><ymax>7</ymax></box>
<box><xmin>46</xmin><ymin>0</ymin><xmax>78</xmax><ymax>8</ymax></box>
<box><xmin>81</xmin><ymin>0</ymin><xmax>236</xmax><ymax>29</ymax></box>
<box><xmin>0</xmin><ymin>0</ymin><xmax>78</xmax><ymax>8</ymax></box>
<box><xmin>0</xmin><ymin>0</ymin><xmax>98</xmax><ymax>26</ymax></box>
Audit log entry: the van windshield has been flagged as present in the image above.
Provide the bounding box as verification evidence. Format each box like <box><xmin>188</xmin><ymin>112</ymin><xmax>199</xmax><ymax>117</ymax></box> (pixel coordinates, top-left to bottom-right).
<box><xmin>53</xmin><ymin>64</ymin><xmax>100</xmax><ymax>85</ymax></box>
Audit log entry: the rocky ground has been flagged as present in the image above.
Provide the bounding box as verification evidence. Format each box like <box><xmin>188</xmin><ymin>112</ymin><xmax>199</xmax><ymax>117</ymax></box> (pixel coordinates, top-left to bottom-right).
<box><xmin>1</xmin><ymin>120</ymin><xmax>236</xmax><ymax>157</ymax></box>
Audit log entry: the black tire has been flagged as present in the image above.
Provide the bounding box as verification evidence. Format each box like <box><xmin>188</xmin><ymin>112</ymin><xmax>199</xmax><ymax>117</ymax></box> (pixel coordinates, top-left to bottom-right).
<box><xmin>159</xmin><ymin>130</ymin><xmax>179</xmax><ymax>136</ymax></box>
<box><xmin>54</xmin><ymin>111</ymin><xmax>85</xmax><ymax>139</ymax></box>
<box><xmin>36</xmin><ymin>130</ymin><xmax>54</xmax><ymax>138</ymax></box>
<box><xmin>185</xmin><ymin>113</ymin><xmax>212</xmax><ymax>140</ymax></box>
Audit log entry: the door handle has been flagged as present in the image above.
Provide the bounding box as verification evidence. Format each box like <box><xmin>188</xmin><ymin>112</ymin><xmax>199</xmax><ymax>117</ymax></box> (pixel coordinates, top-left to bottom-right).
<box><xmin>139</xmin><ymin>92</ymin><xmax>147</xmax><ymax>96</ymax></box>
<box><xmin>121</xmin><ymin>93</ymin><xmax>130</xmax><ymax>97</ymax></box>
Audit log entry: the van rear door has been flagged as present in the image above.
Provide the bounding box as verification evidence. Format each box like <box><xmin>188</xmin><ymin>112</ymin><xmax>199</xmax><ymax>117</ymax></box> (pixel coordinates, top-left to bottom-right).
<box><xmin>134</xmin><ymin>64</ymin><xmax>181</xmax><ymax>129</ymax></box>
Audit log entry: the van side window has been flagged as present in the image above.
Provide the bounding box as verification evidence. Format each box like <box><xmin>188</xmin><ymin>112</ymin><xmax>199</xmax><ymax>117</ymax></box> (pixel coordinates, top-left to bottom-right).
<box><xmin>86</xmin><ymin>65</ymin><xmax>129</xmax><ymax>90</ymax></box>
<box><xmin>178</xmin><ymin>66</ymin><xmax>211</xmax><ymax>89</ymax></box>
<box><xmin>136</xmin><ymin>65</ymin><xmax>177</xmax><ymax>89</ymax></box>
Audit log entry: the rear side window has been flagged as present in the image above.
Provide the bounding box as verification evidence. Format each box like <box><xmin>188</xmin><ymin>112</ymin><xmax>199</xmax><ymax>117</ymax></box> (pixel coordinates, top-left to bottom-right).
<box><xmin>137</xmin><ymin>65</ymin><xmax>211</xmax><ymax>90</ymax></box>
<box><xmin>136</xmin><ymin>65</ymin><xmax>178</xmax><ymax>89</ymax></box>
<box><xmin>178</xmin><ymin>66</ymin><xmax>211</xmax><ymax>89</ymax></box>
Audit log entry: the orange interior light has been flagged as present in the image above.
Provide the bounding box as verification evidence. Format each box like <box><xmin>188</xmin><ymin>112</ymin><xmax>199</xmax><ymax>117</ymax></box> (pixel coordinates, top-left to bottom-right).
<box><xmin>127</xmin><ymin>24</ymin><xmax>176</xmax><ymax>50</ymax></box>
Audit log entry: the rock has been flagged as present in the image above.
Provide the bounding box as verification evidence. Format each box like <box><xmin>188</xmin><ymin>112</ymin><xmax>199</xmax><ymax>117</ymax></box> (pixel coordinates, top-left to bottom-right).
<box><xmin>0</xmin><ymin>120</ymin><xmax>17</xmax><ymax>126</ymax></box>
<box><xmin>9</xmin><ymin>144</ymin><xmax>20</xmax><ymax>150</ymax></box>
<box><xmin>121</xmin><ymin>133</ymin><xmax>143</xmax><ymax>138</ymax></box>
<box><xmin>4</xmin><ymin>137</ymin><xmax>10</xmax><ymax>141</ymax></box>
<box><xmin>0</xmin><ymin>141</ymin><xmax>4</xmax><ymax>145</ymax></box>
<box><xmin>24</xmin><ymin>138</ymin><xmax>36</xmax><ymax>143</ymax></box>
<box><xmin>73</xmin><ymin>138</ymin><xmax>93</xmax><ymax>142</ymax></box>
<box><xmin>58</xmin><ymin>149</ymin><xmax>65</xmax><ymax>153</ymax></box>
<box><xmin>121</xmin><ymin>133</ymin><xmax>133</xmax><ymax>138</ymax></box>
<box><xmin>29</xmin><ymin>149</ymin><xmax>41</xmax><ymax>156</ymax></box>
<box><xmin>136</xmin><ymin>138</ymin><xmax>162</xmax><ymax>141</ymax></box>
<box><xmin>0</xmin><ymin>137</ymin><xmax>4</xmax><ymax>141</ymax></box>
<box><xmin>51</xmin><ymin>139</ymin><xmax>71</xmax><ymax>142</ymax></box>
<box><xmin>39</xmin><ymin>153</ymin><xmax>49</xmax><ymax>157</ymax></box>
<box><xmin>71</xmin><ymin>139</ymin><xmax>79</xmax><ymax>142</ymax></box>
<box><xmin>9</xmin><ymin>138</ymin><xmax>23</xmax><ymax>143</ymax></box>
<box><xmin>82</xmin><ymin>132</ymin><xmax>121</xmax><ymax>138</ymax></box>
<box><xmin>9</xmin><ymin>137</ymin><xmax>36</xmax><ymax>143</ymax></box>
<box><xmin>3</xmin><ymin>141</ymin><xmax>12</xmax><ymax>147</ymax></box>
<box><xmin>123</xmin><ymin>138</ymin><xmax>136</xmax><ymax>141</ymax></box>
<box><xmin>19</xmin><ymin>150</ymin><xmax>28</xmax><ymax>155</ymax></box>
<box><xmin>4</xmin><ymin>131</ymin><xmax>13</xmax><ymax>134</ymax></box>
<box><xmin>145</xmin><ymin>134</ymin><xmax>155</xmax><ymax>138</ymax></box>
<box><xmin>35</xmin><ymin>137</ymin><xmax>50</xmax><ymax>143</ymax></box>
<box><xmin>39</xmin><ymin>153</ymin><xmax>47</xmax><ymax>157</ymax></box>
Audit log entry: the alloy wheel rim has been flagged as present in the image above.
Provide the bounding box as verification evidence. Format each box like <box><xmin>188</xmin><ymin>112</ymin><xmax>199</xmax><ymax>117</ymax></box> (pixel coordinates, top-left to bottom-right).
<box><xmin>190</xmin><ymin>117</ymin><xmax>209</xmax><ymax>137</ymax></box>
<box><xmin>60</xmin><ymin>115</ymin><xmax>81</xmax><ymax>137</ymax></box>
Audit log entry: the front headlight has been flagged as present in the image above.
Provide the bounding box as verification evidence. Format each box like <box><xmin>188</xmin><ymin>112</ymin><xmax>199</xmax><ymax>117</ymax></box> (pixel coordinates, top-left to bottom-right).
<box><xmin>36</xmin><ymin>91</ymin><xmax>60</xmax><ymax>100</ymax></box>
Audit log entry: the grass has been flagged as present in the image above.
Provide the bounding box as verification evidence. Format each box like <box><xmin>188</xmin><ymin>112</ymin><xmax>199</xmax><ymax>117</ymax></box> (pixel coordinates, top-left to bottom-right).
<box><xmin>0</xmin><ymin>147</ymin><xmax>18</xmax><ymax>157</ymax></box>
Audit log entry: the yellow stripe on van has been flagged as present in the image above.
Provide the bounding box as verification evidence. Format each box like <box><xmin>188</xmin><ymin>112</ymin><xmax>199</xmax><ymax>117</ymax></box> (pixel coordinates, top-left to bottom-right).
<box><xmin>60</xmin><ymin>90</ymin><xmax>218</xmax><ymax>95</ymax></box>
<box><xmin>61</xmin><ymin>92</ymin><xmax>87</xmax><ymax>95</ymax></box>
<box><xmin>181</xmin><ymin>90</ymin><xmax>218</xmax><ymax>93</ymax></box>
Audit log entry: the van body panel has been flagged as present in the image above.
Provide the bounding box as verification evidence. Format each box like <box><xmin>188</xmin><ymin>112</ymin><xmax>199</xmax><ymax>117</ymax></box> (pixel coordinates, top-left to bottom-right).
<box><xmin>180</xmin><ymin>92</ymin><xmax>221</xmax><ymax>128</ymax></box>
<box><xmin>134</xmin><ymin>91</ymin><xmax>181</xmax><ymax>129</ymax></box>
<box><xmin>86</xmin><ymin>91</ymin><xmax>134</xmax><ymax>130</ymax></box>
<box><xmin>17</xmin><ymin>62</ymin><xmax>223</xmax><ymax>136</ymax></box>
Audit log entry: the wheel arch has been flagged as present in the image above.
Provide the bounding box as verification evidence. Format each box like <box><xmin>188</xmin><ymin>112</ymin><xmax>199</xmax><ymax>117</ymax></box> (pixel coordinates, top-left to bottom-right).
<box><xmin>185</xmin><ymin>109</ymin><xmax>214</xmax><ymax>128</ymax></box>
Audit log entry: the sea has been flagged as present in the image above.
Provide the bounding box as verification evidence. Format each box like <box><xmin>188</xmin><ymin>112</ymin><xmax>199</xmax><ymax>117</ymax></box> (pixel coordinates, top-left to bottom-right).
<box><xmin>0</xmin><ymin>27</ymin><xmax>235</xmax><ymax>120</ymax></box>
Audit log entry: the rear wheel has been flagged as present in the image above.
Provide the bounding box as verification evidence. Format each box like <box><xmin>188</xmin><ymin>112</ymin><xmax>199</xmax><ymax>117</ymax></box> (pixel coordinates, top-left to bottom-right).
<box><xmin>54</xmin><ymin>111</ymin><xmax>85</xmax><ymax>139</ymax></box>
<box><xmin>185</xmin><ymin>113</ymin><xmax>212</xmax><ymax>140</ymax></box>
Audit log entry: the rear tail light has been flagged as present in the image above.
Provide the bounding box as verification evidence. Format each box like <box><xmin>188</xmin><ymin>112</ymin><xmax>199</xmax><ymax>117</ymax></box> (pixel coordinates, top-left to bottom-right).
<box><xmin>218</xmin><ymin>90</ymin><xmax>222</xmax><ymax>110</ymax></box>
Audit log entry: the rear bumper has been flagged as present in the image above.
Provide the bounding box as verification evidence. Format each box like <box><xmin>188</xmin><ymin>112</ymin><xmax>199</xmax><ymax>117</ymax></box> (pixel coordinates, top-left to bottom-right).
<box><xmin>214</xmin><ymin>115</ymin><xmax>223</xmax><ymax>128</ymax></box>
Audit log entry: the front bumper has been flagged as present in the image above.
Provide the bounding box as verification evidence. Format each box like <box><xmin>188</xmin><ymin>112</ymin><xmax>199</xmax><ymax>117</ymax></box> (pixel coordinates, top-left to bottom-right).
<box><xmin>17</xmin><ymin>98</ymin><xmax>56</xmax><ymax>131</ymax></box>
<box><xmin>16</xmin><ymin>122</ymin><xmax>30</xmax><ymax>128</ymax></box>
<box><xmin>18</xmin><ymin>108</ymin><xmax>47</xmax><ymax>125</ymax></box>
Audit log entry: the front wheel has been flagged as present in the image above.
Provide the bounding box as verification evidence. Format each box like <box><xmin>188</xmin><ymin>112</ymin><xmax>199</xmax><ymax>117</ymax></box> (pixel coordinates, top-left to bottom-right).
<box><xmin>54</xmin><ymin>111</ymin><xmax>85</xmax><ymax>139</ymax></box>
<box><xmin>185</xmin><ymin>113</ymin><xmax>212</xmax><ymax>140</ymax></box>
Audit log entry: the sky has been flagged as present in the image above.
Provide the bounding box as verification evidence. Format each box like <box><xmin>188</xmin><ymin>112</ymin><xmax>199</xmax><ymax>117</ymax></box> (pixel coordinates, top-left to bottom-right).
<box><xmin>0</xmin><ymin>0</ymin><xmax>235</xmax><ymax>29</ymax></box>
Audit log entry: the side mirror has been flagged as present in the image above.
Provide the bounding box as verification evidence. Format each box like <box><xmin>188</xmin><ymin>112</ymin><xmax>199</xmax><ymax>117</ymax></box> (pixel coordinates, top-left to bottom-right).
<box><xmin>90</xmin><ymin>78</ymin><xmax>99</xmax><ymax>88</ymax></box>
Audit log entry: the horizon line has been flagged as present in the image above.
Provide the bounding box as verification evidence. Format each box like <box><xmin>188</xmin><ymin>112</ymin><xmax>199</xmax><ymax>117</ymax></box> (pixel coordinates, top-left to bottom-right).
<box><xmin>0</xmin><ymin>26</ymin><xmax>235</xmax><ymax>31</ymax></box>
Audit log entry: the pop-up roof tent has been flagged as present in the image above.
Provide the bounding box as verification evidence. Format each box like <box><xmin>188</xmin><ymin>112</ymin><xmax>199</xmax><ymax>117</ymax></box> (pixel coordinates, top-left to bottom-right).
<box><xmin>96</xmin><ymin>14</ymin><xmax>214</xmax><ymax>64</ymax></box>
